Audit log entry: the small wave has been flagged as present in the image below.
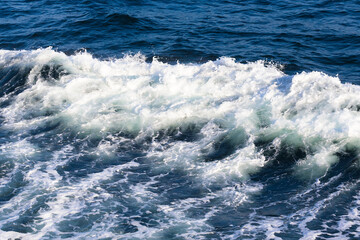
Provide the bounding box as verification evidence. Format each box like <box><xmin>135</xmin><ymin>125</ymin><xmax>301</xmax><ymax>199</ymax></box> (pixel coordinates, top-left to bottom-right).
<box><xmin>105</xmin><ymin>13</ymin><xmax>139</xmax><ymax>25</ymax></box>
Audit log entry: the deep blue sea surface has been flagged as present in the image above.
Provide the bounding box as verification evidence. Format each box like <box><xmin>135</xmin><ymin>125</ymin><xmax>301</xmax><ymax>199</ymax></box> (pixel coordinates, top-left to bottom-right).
<box><xmin>1</xmin><ymin>0</ymin><xmax>360</xmax><ymax>239</ymax></box>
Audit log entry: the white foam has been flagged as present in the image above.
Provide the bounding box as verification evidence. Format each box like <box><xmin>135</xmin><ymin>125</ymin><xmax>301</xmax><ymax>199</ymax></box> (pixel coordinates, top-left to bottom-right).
<box><xmin>2</xmin><ymin>49</ymin><xmax>360</xmax><ymax>181</ymax></box>
<box><xmin>291</xmin><ymin>179</ymin><xmax>360</xmax><ymax>240</ymax></box>
<box><xmin>336</xmin><ymin>185</ymin><xmax>360</xmax><ymax>239</ymax></box>
<box><xmin>236</xmin><ymin>217</ymin><xmax>284</xmax><ymax>240</ymax></box>
<box><xmin>2</xmin><ymin>49</ymin><xmax>360</xmax><ymax>198</ymax></box>
<box><xmin>0</xmin><ymin>138</ymin><xmax>139</xmax><ymax>239</ymax></box>
<box><xmin>2</xmin><ymin>48</ymin><xmax>360</xmax><ymax>238</ymax></box>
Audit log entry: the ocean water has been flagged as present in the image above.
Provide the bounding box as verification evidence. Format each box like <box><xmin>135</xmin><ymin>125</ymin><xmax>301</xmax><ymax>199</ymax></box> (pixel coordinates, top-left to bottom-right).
<box><xmin>1</xmin><ymin>1</ymin><xmax>360</xmax><ymax>239</ymax></box>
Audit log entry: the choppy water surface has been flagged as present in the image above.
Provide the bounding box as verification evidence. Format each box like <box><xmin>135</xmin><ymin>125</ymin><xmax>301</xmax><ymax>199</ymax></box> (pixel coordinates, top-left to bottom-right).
<box><xmin>1</xmin><ymin>1</ymin><xmax>360</xmax><ymax>239</ymax></box>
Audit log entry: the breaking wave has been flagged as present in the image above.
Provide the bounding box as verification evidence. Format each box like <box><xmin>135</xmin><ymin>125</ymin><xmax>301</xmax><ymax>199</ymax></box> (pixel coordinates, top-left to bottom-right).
<box><xmin>1</xmin><ymin>48</ymin><xmax>360</xmax><ymax>239</ymax></box>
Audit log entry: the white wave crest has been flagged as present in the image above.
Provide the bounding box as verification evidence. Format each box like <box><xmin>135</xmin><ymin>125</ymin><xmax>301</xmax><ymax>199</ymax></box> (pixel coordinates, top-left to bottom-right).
<box><xmin>1</xmin><ymin>48</ymin><xmax>360</xmax><ymax>182</ymax></box>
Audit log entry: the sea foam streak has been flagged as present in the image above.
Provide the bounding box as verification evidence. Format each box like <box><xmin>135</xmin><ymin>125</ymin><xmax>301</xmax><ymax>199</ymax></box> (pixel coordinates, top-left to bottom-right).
<box><xmin>1</xmin><ymin>48</ymin><xmax>360</xmax><ymax>238</ymax></box>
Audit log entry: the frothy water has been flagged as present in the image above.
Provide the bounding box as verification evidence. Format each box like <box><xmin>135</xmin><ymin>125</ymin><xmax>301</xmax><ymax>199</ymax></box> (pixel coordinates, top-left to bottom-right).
<box><xmin>1</xmin><ymin>48</ymin><xmax>360</xmax><ymax>239</ymax></box>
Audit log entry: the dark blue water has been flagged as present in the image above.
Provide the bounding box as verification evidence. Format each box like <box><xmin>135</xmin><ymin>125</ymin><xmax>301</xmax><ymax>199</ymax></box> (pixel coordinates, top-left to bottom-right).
<box><xmin>1</xmin><ymin>0</ymin><xmax>360</xmax><ymax>239</ymax></box>
<box><xmin>2</xmin><ymin>0</ymin><xmax>360</xmax><ymax>82</ymax></box>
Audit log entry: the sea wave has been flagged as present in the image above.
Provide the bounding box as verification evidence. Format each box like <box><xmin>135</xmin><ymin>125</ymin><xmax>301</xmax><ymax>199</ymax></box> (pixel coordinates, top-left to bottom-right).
<box><xmin>1</xmin><ymin>48</ymin><xmax>360</xmax><ymax>238</ymax></box>
<box><xmin>1</xmin><ymin>48</ymin><xmax>360</xmax><ymax>178</ymax></box>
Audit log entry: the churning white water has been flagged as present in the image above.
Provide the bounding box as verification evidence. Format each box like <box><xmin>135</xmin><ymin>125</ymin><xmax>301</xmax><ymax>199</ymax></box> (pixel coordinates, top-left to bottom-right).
<box><xmin>1</xmin><ymin>48</ymin><xmax>360</xmax><ymax>239</ymax></box>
